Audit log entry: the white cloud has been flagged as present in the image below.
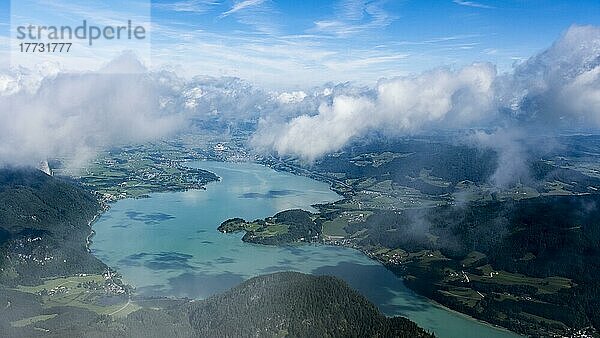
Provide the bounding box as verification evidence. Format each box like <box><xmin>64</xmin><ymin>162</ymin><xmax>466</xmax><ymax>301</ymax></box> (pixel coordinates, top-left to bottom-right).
<box><xmin>0</xmin><ymin>62</ymin><xmax>62</xmax><ymax>96</ymax></box>
<box><xmin>252</xmin><ymin>63</ymin><xmax>496</xmax><ymax>161</ymax></box>
<box><xmin>469</xmin><ymin>128</ymin><xmax>529</xmax><ymax>188</ymax></box>
<box><xmin>253</xmin><ymin>95</ymin><xmax>376</xmax><ymax>162</ymax></box>
<box><xmin>452</xmin><ymin>0</ymin><xmax>495</xmax><ymax>9</ymax></box>
<box><xmin>2</xmin><ymin>25</ymin><xmax>599</xmax><ymax>172</ymax></box>
<box><xmin>560</xmin><ymin>66</ymin><xmax>600</xmax><ymax>126</ymax></box>
<box><xmin>251</xmin><ymin>25</ymin><xmax>600</xmax><ymax>162</ymax></box>
<box><xmin>155</xmin><ymin>0</ymin><xmax>220</xmax><ymax>13</ymax></box>
<box><xmin>311</xmin><ymin>0</ymin><xmax>395</xmax><ymax>36</ymax></box>
<box><xmin>0</xmin><ymin>53</ymin><xmax>183</xmax><ymax>167</ymax></box>
<box><xmin>220</xmin><ymin>0</ymin><xmax>266</xmax><ymax>17</ymax></box>
<box><xmin>183</xmin><ymin>87</ymin><xmax>205</xmax><ymax>109</ymax></box>
<box><xmin>0</xmin><ymin>75</ymin><xmax>18</xmax><ymax>96</ymax></box>
<box><xmin>496</xmin><ymin>25</ymin><xmax>600</xmax><ymax>128</ymax></box>
<box><xmin>217</xmin><ymin>0</ymin><xmax>278</xmax><ymax>35</ymax></box>
<box><xmin>277</xmin><ymin>91</ymin><xmax>307</xmax><ymax>104</ymax></box>
<box><xmin>323</xmin><ymin>54</ymin><xmax>410</xmax><ymax>72</ymax></box>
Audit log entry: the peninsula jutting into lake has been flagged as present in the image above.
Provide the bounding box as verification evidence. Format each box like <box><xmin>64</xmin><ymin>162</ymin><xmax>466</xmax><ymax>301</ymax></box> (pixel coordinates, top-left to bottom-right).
<box><xmin>91</xmin><ymin>160</ymin><xmax>519</xmax><ymax>338</ymax></box>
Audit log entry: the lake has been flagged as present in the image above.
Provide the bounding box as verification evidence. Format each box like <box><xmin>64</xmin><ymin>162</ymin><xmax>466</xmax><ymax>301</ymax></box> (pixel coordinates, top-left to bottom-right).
<box><xmin>91</xmin><ymin>161</ymin><xmax>520</xmax><ymax>338</ymax></box>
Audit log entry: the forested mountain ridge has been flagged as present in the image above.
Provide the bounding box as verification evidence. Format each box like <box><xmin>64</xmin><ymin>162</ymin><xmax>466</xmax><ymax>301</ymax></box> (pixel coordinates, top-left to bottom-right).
<box><xmin>0</xmin><ymin>168</ymin><xmax>106</xmax><ymax>285</ymax></box>
<box><xmin>252</xmin><ymin>136</ymin><xmax>600</xmax><ymax>336</ymax></box>
<box><xmin>80</xmin><ymin>272</ymin><xmax>434</xmax><ymax>338</ymax></box>
<box><xmin>187</xmin><ymin>272</ymin><xmax>433</xmax><ymax>337</ymax></box>
<box><xmin>336</xmin><ymin>195</ymin><xmax>600</xmax><ymax>335</ymax></box>
<box><xmin>1</xmin><ymin>272</ymin><xmax>435</xmax><ymax>338</ymax></box>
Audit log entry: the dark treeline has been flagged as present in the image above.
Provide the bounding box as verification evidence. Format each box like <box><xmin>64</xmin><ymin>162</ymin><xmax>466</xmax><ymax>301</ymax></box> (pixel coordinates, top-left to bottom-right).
<box><xmin>339</xmin><ymin>194</ymin><xmax>600</xmax><ymax>335</ymax></box>
<box><xmin>1</xmin><ymin>272</ymin><xmax>435</xmax><ymax>338</ymax></box>
<box><xmin>315</xmin><ymin>140</ymin><xmax>498</xmax><ymax>195</ymax></box>
<box><xmin>313</xmin><ymin>138</ymin><xmax>600</xmax><ymax>196</ymax></box>
<box><xmin>186</xmin><ymin>272</ymin><xmax>434</xmax><ymax>338</ymax></box>
<box><xmin>0</xmin><ymin>168</ymin><xmax>106</xmax><ymax>286</ymax></box>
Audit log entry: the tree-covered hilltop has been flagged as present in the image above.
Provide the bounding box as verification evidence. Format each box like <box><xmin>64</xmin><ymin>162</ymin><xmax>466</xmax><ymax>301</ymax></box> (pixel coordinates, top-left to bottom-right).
<box><xmin>185</xmin><ymin>272</ymin><xmax>434</xmax><ymax>338</ymax></box>
<box><xmin>8</xmin><ymin>272</ymin><xmax>432</xmax><ymax>338</ymax></box>
<box><xmin>219</xmin><ymin>209</ymin><xmax>321</xmax><ymax>245</ymax></box>
<box><xmin>0</xmin><ymin>168</ymin><xmax>106</xmax><ymax>285</ymax></box>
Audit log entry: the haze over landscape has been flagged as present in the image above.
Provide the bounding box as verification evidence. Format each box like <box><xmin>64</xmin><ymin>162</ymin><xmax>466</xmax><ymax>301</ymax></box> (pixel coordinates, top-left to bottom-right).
<box><xmin>1</xmin><ymin>25</ymin><xmax>599</xmax><ymax>170</ymax></box>
<box><xmin>1</xmin><ymin>1</ymin><xmax>599</xmax><ymax>337</ymax></box>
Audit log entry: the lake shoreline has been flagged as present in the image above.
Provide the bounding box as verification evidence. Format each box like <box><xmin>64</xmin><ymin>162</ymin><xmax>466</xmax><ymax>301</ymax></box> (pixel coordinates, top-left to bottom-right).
<box><xmin>89</xmin><ymin>160</ymin><xmax>521</xmax><ymax>338</ymax></box>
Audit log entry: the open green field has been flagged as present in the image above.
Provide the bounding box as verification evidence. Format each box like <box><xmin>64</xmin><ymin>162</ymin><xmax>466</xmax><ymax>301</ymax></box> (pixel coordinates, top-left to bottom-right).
<box><xmin>16</xmin><ymin>274</ymin><xmax>106</xmax><ymax>294</ymax></box>
<box><xmin>439</xmin><ymin>287</ymin><xmax>484</xmax><ymax>307</ymax></box>
<box><xmin>254</xmin><ymin>224</ymin><xmax>290</xmax><ymax>237</ymax></box>
<box><xmin>350</xmin><ymin>152</ymin><xmax>413</xmax><ymax>168</ymax></box>
<box><xmin>322</xmin><ymin>217</ymin><xmax>348</xmax><ymax>237</ymax></box>
<box><xmin>419</xmin><ymin>169</ymin><xmax>452</xmax><ymax>188</ymax></box>
<box><xmin>461</xmin><ymin>251</ymin><xmax>487</xmax><ymax>267</ymax></box>
<box><xmin>322</xmin><ymin>211</ymin><xmax>373</xmax><ymax>238</ymax></box>
<box><xmin>15</xmin><ymin>275</ymin><xmax>139</xmax><ymax>318</ymax></box>
<box><xmin>472</xmin><ymin>265</ymin><xmax>573</xmax><ymax>294</ymax></box>
<box><xmin>11</xmin><ymin>314</ymin><xmax>58</xmax><ymax>328</ymax></box>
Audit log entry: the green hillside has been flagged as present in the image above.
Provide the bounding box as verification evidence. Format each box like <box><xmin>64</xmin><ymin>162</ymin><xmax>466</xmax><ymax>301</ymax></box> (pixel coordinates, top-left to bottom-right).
<box><xmin>0</xmin><ymin>168</ymin><xmax>106</xmax><ymax>285</ymax></box>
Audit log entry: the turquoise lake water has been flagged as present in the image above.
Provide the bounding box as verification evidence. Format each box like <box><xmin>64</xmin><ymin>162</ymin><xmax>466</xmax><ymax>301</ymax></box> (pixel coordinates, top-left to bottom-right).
<box><xmin>91</xmin><ymin>161</ymin><xmax>520</xmax><ymax>338</ymax></box>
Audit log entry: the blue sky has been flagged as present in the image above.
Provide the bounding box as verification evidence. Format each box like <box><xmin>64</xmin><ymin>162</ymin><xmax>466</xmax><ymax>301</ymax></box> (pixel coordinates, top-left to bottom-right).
<box><xmin>1</xmin><ymin>0</ymin><xmax>599</xmax><ymax>87</ymax></box>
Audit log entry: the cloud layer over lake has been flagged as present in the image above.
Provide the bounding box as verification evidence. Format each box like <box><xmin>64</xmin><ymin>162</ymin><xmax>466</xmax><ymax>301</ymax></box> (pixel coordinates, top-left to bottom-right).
<box><xmin>0</xmin><ymin>25</ymin><xmax>598</xmax><ymax>169</ymax></box>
